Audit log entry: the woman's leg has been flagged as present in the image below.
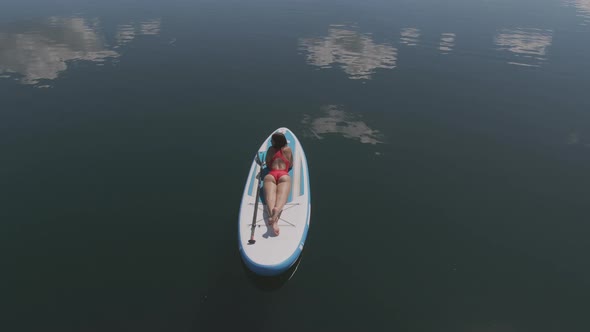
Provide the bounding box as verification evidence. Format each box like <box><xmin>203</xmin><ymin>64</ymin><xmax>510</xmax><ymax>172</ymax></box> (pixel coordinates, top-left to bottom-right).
<box><xmin>271</xmin><ymin>175</ymin><xmax>291</xmax><ymax>235</ymax></box>
<box><xmin>263</xmin><ymin>174</ymin><xmax>277</xmax><ymax>221</ymax></box>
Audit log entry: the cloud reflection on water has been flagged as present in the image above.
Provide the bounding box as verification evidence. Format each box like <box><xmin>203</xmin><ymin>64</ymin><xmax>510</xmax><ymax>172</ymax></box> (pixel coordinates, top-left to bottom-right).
<box><xmin>302</xmin><ymin>105</ymin><xmax>384</xmax><ymax>144</ymax></box>
<box><xmin>139</xmin><ymin>19</ymin><xmax>162</xmax><ymax>35</ymax></box>
<box><xmin>400</xmin><ymin>28</ymin><xmax>420</xmax><ymax>46</ymax></box>
<box><xmin>439</xmin><ymin>33</ymin><xmax>456</xmax><ymax>54</ymax></box>
<box><xmin>115</xmin><ymin>24</ymin><xmax>136</xmax><ymax>47</ymax></box>
<box><xmin>493</xmin><ymin>28</ymin><xmax>553</xmax><ymax>67</ymax></box>
<box><xmin>0</xmin><ymin>16</ymin><xmax>161</xmax><ymax>86</ymax></box>
<box><xmin>567</xmin><ymin>0</ymin><xmax>590</xmax><ymax>24</ymax></box>
<box><xmin>300</xmin><ymin>23</ymin><xmax>560</xmax><ymax>74</ymax></box>
<box><xmin>114</xmin><ymin>19</ymin><xmax>161</xmax><ymax>48</ymax></box>
<box><xmin>299</xmin><ymin>25</ymin><xmax>397</xmax><ymax>80</ymax></box>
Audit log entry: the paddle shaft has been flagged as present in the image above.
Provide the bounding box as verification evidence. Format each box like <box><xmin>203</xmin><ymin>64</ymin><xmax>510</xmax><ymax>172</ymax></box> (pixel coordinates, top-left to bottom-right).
<box><xmin>248</xmin><ymin>159</ymin><xmax>264</xmax><ymax>244</ymax></box>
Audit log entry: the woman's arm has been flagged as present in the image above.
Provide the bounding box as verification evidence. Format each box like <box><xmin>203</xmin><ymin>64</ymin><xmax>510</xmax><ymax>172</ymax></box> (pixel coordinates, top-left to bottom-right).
<box><xmin>285</xmin><ymin>147</ymin><xmax>294</xmax><ymax>170</ymax></box>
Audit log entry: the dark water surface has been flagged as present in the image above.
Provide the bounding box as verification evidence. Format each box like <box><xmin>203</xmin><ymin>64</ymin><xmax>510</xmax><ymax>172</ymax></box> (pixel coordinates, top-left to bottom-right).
<box><xmin>2</xmin><ymin>0</ymin><xmax>590</xmax><ymax>331</ymax></box>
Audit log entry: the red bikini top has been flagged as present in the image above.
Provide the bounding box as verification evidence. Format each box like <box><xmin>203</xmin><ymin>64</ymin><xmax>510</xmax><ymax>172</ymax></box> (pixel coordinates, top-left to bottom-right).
<box><xmin>270</xmin><ymin>147</ymin><xmax>291</xmax><ymax>170</ymax></box>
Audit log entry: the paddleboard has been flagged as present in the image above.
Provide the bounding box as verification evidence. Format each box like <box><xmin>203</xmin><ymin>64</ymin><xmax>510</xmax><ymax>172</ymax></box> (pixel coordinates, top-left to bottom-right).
<box><xmin>238</xmin><ymin>127</ymin><xmax>311</xmax><ymax>276</ymax></box>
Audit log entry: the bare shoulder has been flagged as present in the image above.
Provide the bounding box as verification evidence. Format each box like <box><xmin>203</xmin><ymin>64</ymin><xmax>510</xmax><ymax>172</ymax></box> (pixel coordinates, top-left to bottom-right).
<box><xmin>283</xmin><ymin>146</ymin><xmax>293</xmax><ymax>162</ymax></box>
<box><xmin>282</xmin><ymin>146</ymin><xmax>293</xmax><ymax>155</ymax></box>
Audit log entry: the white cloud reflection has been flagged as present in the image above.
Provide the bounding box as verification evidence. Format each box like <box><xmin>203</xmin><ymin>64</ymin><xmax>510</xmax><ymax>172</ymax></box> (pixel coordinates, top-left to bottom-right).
<box><xmin>115</xmin><ymin>24</ymin><xmax>136</xmax><ymax>47</ymax></box>
<box><xmin>139</xmin><ymin>19</ymin><xmax>162</xmax><ymax>35</ymax></box>
<box><xmin>299</xmin><ymin>25</ymin><xmax>397</xmax><ymax>80</ymax></box>
<box><xmin>0</xmin><ymin>17</ymin><xmax>161</xmax><ymax>86</ymax></box>
<box><xmin>400</xmin><ymin>28</ymin><xmax>420</xmax><ymax>46</ymax></box>
<box><xmin>567</xmin><ymin>0</ymin><xmax>590</xmax><ymax>24</ymax></box>
<box><xmin>439</xmin><ymin>33</ymin><xmax>456</xmax><ymax>54</ymax></box>
<box><xmin>302</xmin><ymin>105</ymin><xmax>384</xmax><ymax>144</ymax></box>
<box><xmin>114</xmin><ymin>19</ymin><xmax>162</xmax><ymax>48</ymax></box>
<box><xmin>494</xmin><ymin>28</ymin><xmax>553</xmax><ymax>67</ymax></box>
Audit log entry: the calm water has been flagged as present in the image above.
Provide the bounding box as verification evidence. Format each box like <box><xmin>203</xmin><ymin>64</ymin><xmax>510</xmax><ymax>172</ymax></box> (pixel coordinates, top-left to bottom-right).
<box><xmin>2</xmin><ymin>0</ymin><xmax>590</xmax><ymax>331</ymax></box>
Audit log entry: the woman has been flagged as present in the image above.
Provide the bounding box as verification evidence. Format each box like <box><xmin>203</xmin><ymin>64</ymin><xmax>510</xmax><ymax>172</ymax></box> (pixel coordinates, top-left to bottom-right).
<box><xmin>263</xmin><ymin>132</ymin><xmax>293</xmax><ymax>236</ymax></box>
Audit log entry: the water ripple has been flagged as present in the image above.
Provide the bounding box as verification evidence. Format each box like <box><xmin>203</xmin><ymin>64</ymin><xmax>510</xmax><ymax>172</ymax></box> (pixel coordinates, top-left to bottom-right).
<box><xmin>302</xmin><ymin>105</ymin><xmax>384</xmax><ymax>144</ymax></box>
<box><xmin>494</xmin><ymin>28</ymin><xmax>553</xmax><ymax>67</ymax></box>
<box><xmin>299</xmin><ymin>25</ymin><xmax>397</xmax><ymax>80</ymax></box>
<box><xmin>400</xmin><ymin>28</ymin><xmax>420</xmax><ymax>46</ymax></box>
<box><xmin>0</xmin><ymin>16</ymin><xmax>162</xmax><ymax>87</ymax></box>
<box><xmin>115</xmin><ymin>24</ymin><xmax>136</xmax><ymax>47</ymax></box>
<box><xmin>439</xmin><ymin>32</ymin><xmax>456</xmax><ymax>54</ymax></box>
<box><xmin>566</xmin><ymin>0</ymin><xmax>590</xmax><ymax>24</ymax></box>
<box><xmin>139</xmin><ymin>19</ymin><xmax>162</xmax><ymax>35</ymax></box>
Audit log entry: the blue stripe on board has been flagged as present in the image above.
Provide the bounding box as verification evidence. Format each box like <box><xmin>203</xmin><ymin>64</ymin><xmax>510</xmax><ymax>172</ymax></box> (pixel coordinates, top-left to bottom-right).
<box><xmin>247</xmin><ymin>163</ymin><xmax>257</xmax><ymax>196</ymax></box>
<box><xmin>300</xmin><ymin>162</ymin><xmax>305</xmax><ymax>196</ymax></box>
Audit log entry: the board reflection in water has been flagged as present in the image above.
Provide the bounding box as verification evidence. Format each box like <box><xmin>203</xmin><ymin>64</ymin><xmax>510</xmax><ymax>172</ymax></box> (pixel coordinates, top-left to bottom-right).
<box><xmin>242</xmin><ymin>252</ymin><xmax>304</xmax><ymax>291</ymax></box>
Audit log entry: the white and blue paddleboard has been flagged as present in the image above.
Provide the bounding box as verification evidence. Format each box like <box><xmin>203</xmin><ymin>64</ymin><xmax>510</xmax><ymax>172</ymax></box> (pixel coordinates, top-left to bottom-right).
<box><xmin>238</xmin><ymin>127</ymin><xmax>311</xmax><ymax>276</ymax></box>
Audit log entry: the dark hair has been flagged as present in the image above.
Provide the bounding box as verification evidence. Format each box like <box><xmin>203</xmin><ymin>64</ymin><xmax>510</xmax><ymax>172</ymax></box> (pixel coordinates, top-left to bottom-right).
<box><xmin>271</xmin><ymin>132</ymin><xmax>287</xmax><ymax>148</ymax></box>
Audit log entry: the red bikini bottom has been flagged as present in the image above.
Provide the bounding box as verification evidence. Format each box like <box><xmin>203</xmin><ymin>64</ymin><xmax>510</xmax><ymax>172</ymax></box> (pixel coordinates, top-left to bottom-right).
<box><xmin>268</xmin><ymin>169</ymin><xmax>289</xmax><ymax>182</ymax></box>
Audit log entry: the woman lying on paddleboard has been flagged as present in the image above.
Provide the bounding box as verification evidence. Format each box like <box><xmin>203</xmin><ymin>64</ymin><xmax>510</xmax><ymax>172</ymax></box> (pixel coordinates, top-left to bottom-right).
<box><xmin>263</xmin><ymin>132</ymin><xmax>293</xmax><ymax>236</ymax></box>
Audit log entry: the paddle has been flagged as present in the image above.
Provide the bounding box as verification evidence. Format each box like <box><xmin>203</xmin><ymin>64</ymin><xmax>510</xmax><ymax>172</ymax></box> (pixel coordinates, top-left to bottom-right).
<box><xmin>248</xmin><ymin>151</ymin><xmax>265</xmax><ymax>245</ymax></box>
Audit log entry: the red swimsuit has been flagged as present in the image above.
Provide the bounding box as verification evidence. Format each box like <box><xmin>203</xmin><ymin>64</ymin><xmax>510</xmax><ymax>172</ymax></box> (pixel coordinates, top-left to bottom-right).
<box><xmin>268</xmin><ymin>148</ymin><xmax>291</xmax><ymax>182</ymax></box>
